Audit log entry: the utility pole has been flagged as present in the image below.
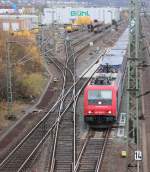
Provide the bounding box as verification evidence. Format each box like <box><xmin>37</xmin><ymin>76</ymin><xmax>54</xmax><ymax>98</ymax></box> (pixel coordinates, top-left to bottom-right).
<box><xmin>127</xmin><ymin>0</ymin><xmax>142</xmax><ymax>171</ymax></box>
<box><xmin>51</xmin><ymin>9</ymin><xmax>56</xmax><ymax>57</ymax></box>
<box><xmin>40</xmin><ymin>25</ymin><xmax>51</xmax><ymax>76</ymax></box>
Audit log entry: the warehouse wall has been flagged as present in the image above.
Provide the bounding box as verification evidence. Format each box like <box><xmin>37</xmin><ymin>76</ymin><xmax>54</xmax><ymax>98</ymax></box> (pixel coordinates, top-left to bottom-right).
<box><xmin>42</xmin><ymin>7</ymin><xmax>120</xmax><ymax>24</ymax></box>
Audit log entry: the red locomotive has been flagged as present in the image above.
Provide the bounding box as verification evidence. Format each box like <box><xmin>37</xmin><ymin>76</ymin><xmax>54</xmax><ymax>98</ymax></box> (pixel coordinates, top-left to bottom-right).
<box><xmin>83</xmin><ymin>29</ymin><xmax>128</xmax><ymax>127</ymax></box>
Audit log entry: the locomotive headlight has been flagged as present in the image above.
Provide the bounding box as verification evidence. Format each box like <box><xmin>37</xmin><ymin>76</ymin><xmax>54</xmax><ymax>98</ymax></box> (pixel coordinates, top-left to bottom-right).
<box><xmin>88</xmin><ymin>111</ymin><xmax>92</xmax><ymax>114</ymax></box>
<box><xmin>108</xmin><ymin>111</ymin><xmax>112</xmax><ymax>114</ymax></box>
<box><xmin>98</xmin><ymin>101</ymin><xmax>102</xmax><ymax>105</ymax></box>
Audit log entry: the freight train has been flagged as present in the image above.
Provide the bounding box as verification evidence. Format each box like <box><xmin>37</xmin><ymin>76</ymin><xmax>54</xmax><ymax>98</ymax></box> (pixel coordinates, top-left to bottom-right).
<box><xmin>87</xmin><ymin>21</ymin><xmax>111</xmax><ymax>33</ymax></box>
<box><xmin>64</xmin><ymin>16</ymin><xmax>93</xmax><ymax>33</ymax></box>
<box><xmin>83</xmin><ymin>29</ymin><xmax>128</xmax><ymax>128</ymax></box>
<box><xmin>64</xmin><ymin>24</ymin><xmax>79</xmax><ymax>33</ymax></box>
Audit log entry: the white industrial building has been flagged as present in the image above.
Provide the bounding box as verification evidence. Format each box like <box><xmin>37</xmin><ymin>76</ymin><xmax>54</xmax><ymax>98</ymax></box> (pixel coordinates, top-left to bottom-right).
<box><xmin>42</xmin><ymin>7</ymin><xmax>121</xmax><ymax>25</ymax></box>
<box><xmin>0</xmin><ymin>8</ymin><xmax>16</xmax><ymax>14</ymax></box>
<box><xmin>0</xmin><ymin>15</ymin><xmax>38</xmax><ymax>31</ymax></box>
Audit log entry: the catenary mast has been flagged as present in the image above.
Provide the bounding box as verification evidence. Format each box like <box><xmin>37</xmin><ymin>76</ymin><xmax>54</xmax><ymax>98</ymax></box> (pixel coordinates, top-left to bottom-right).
<box><xmin>127</xmin><ymin>0</ymin><xmax>141</xmax><ymax>171</ymax></box>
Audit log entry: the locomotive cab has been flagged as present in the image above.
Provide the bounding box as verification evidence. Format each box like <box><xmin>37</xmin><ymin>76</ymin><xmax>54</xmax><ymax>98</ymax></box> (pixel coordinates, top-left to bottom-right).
<box><xmin>84</xmin><ymin>85</ymin><xmax>117</xmax><ymax>125</ymax></box>
<box><xmin>83</xmin><ymin>68</ymin><xmax>119</xmax><ymax>127</ymax></box>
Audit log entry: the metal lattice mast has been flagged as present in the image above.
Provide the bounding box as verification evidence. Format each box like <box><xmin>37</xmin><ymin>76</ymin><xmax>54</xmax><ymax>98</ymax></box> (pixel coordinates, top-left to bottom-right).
<box><xmin>127</xmin><ymin>0</ymin><xmax>141</xmax><ymax>171</ymax></box>
<box><xmin>6</xmin><ymin>41</ymin><xmax>14</xmax><ymax>119</ymax></box>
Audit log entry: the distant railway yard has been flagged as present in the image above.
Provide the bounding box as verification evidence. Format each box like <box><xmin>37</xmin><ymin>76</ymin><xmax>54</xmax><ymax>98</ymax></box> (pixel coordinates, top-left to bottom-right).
<box><xmin>0</xmin><ymin>7</ymin><xmax>149</xmax><ymax>172</ymax></box>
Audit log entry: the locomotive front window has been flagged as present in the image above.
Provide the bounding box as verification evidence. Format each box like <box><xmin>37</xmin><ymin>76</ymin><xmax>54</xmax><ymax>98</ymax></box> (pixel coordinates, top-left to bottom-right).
<box><xmin>88</xmin><ymin>90</ymin><xmax>112</xmax><ymax>105</ymax></box>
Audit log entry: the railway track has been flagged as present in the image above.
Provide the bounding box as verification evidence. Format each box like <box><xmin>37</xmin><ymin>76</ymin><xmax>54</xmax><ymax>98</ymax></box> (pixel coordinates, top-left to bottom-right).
<box><xmin>74</xmin><ymin>29</ymin><xmax>111</xmax><ymax>57</ymax></box>
<box><xmin>72</xmin><ymin>27</ymin><xmax>111</xmax><ymax>48</ymax></box>
<box><xmin>72</xmin><ymin>32</ymin><xmax>94</xmax><ymax>47</ymax></box>
<box><xmin>74</xmin><ymin>129</ymin><xmax>111</xmax><ymax>172</ymax></box>
<box><xmin>48</xmin><ymin>22</ymin><xmax>127</xmax><ymax>172</ymax></box>
<box><xmin>0</xmin><ymin>23</ymin><xmax>127</xmax><ymax>171</ymax></box>
<box><xmin>69</xmin><ymin>31</ymin><xmax>91</xmax><ymax>41</ymax></box>
<box><xmin>0</xmin><ymin>42</ymin><xmax>107</xmax><ymax>171</ymax></box>
<box><xmin>36</xmin><ymin>36</ymin><xmax>111</xmax><ymax>171</ymax></box>
<box><xmin>49</xmin><ymin>36</ymin><xmax>76</xmax><ymax>171</ymax></box>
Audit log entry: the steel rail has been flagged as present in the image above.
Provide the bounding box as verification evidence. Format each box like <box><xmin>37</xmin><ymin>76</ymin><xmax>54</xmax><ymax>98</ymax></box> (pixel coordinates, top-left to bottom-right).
<box><xmin>73</xmin><ymin>129</ymin><xmax>110</xmax><ymax>172</ymax></box>
<box><xmin>51</xmin><ymin>38</ymin><xmax>78</xmax><ymax>171</ymax></box>
<box><xmin>72</xmin><ymin>32</ymin><xmax>94</xmax><ymax>47</ymax></box>
<box><xmin>73</xmin><ymin>27</ymin><xmax>111</xmax><ymax>48</ymax></box>
<box><xmin>41</xmin><ymin>36</ymin><xmax>70</xmax><ymax>172</ymax></box>
<box><xmin>49</xmin><ymin>37</ymin><xmax>75</xmax><ymax>172</ymax></box>
<box><xmin>73</xmin><ymin>130</ymin><xmax>91</xmax><ymax>172</ymax></box>
<box><xmin>74</xmin><ymin>29</ymin><xmax>111</xmax><ymax>58</ymax></box>
<box><xmin>95</xmin><ymin>129</ymin><xmax>110</xmax><ymax>172</ymax></box>
<box><xmin>49</xmin><ymin>37</ymin><xmax>81</xmax><ymax>171</ymax></box>
<box><xmin>1</xmin><ymin>26</ymin><xmax>106</xmax><ymax>162</ymax></box>
<box><xmin>17</xmin><ymin>49</ymin><xmax>108</xmax><ymax>171</ymax></box>
<box><xmin>38</xmin><ymin>28</ymin><xmax>109</xmax><ymax>65</ymax></box>
<box><xmin>69</xmin><ymin>31</ymin><xmax>91</xmax><ymax>41</ymax></box>
<box><xmin>0</xmin><ymin>49</ymin><xmax>108</xmax><ymax>171</ymax></box>
<box><xmin>26</xmin><ymin>28</ymin><xmax>69</xmax><ymax>171</ymax></box>
<box><xmin>39</xmin><ymin>31</ymin><xmax>67</xmax><ymax>110</ymax></box>
<box><xmin>73</xmin><ymin>48</ymin><xmax>110</xmax><ymax>172</ymax></box>
<box><xmin>72</xmin><ymin>40</ymin><xmax>77</xmax><ymax>170</ymax></box>
<box><xmin>18</xmin><ymin>70</ymin><xmax>94</xmax><ymax>172</ymax></box>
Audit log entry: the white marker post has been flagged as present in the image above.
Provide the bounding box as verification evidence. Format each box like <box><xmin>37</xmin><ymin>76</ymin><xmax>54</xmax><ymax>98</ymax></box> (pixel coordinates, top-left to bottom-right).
<box><xmin>135</xmin><ymin>151</ymin><xmax>142</xmax><ymax>161</ymax></box>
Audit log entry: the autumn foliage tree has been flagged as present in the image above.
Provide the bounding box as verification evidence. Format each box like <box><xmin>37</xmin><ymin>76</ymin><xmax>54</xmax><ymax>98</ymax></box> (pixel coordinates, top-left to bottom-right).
<box><xmin>0</xmin><ymin>30</ymin><xmax>47</xmax><ymax>101</ymax></box>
